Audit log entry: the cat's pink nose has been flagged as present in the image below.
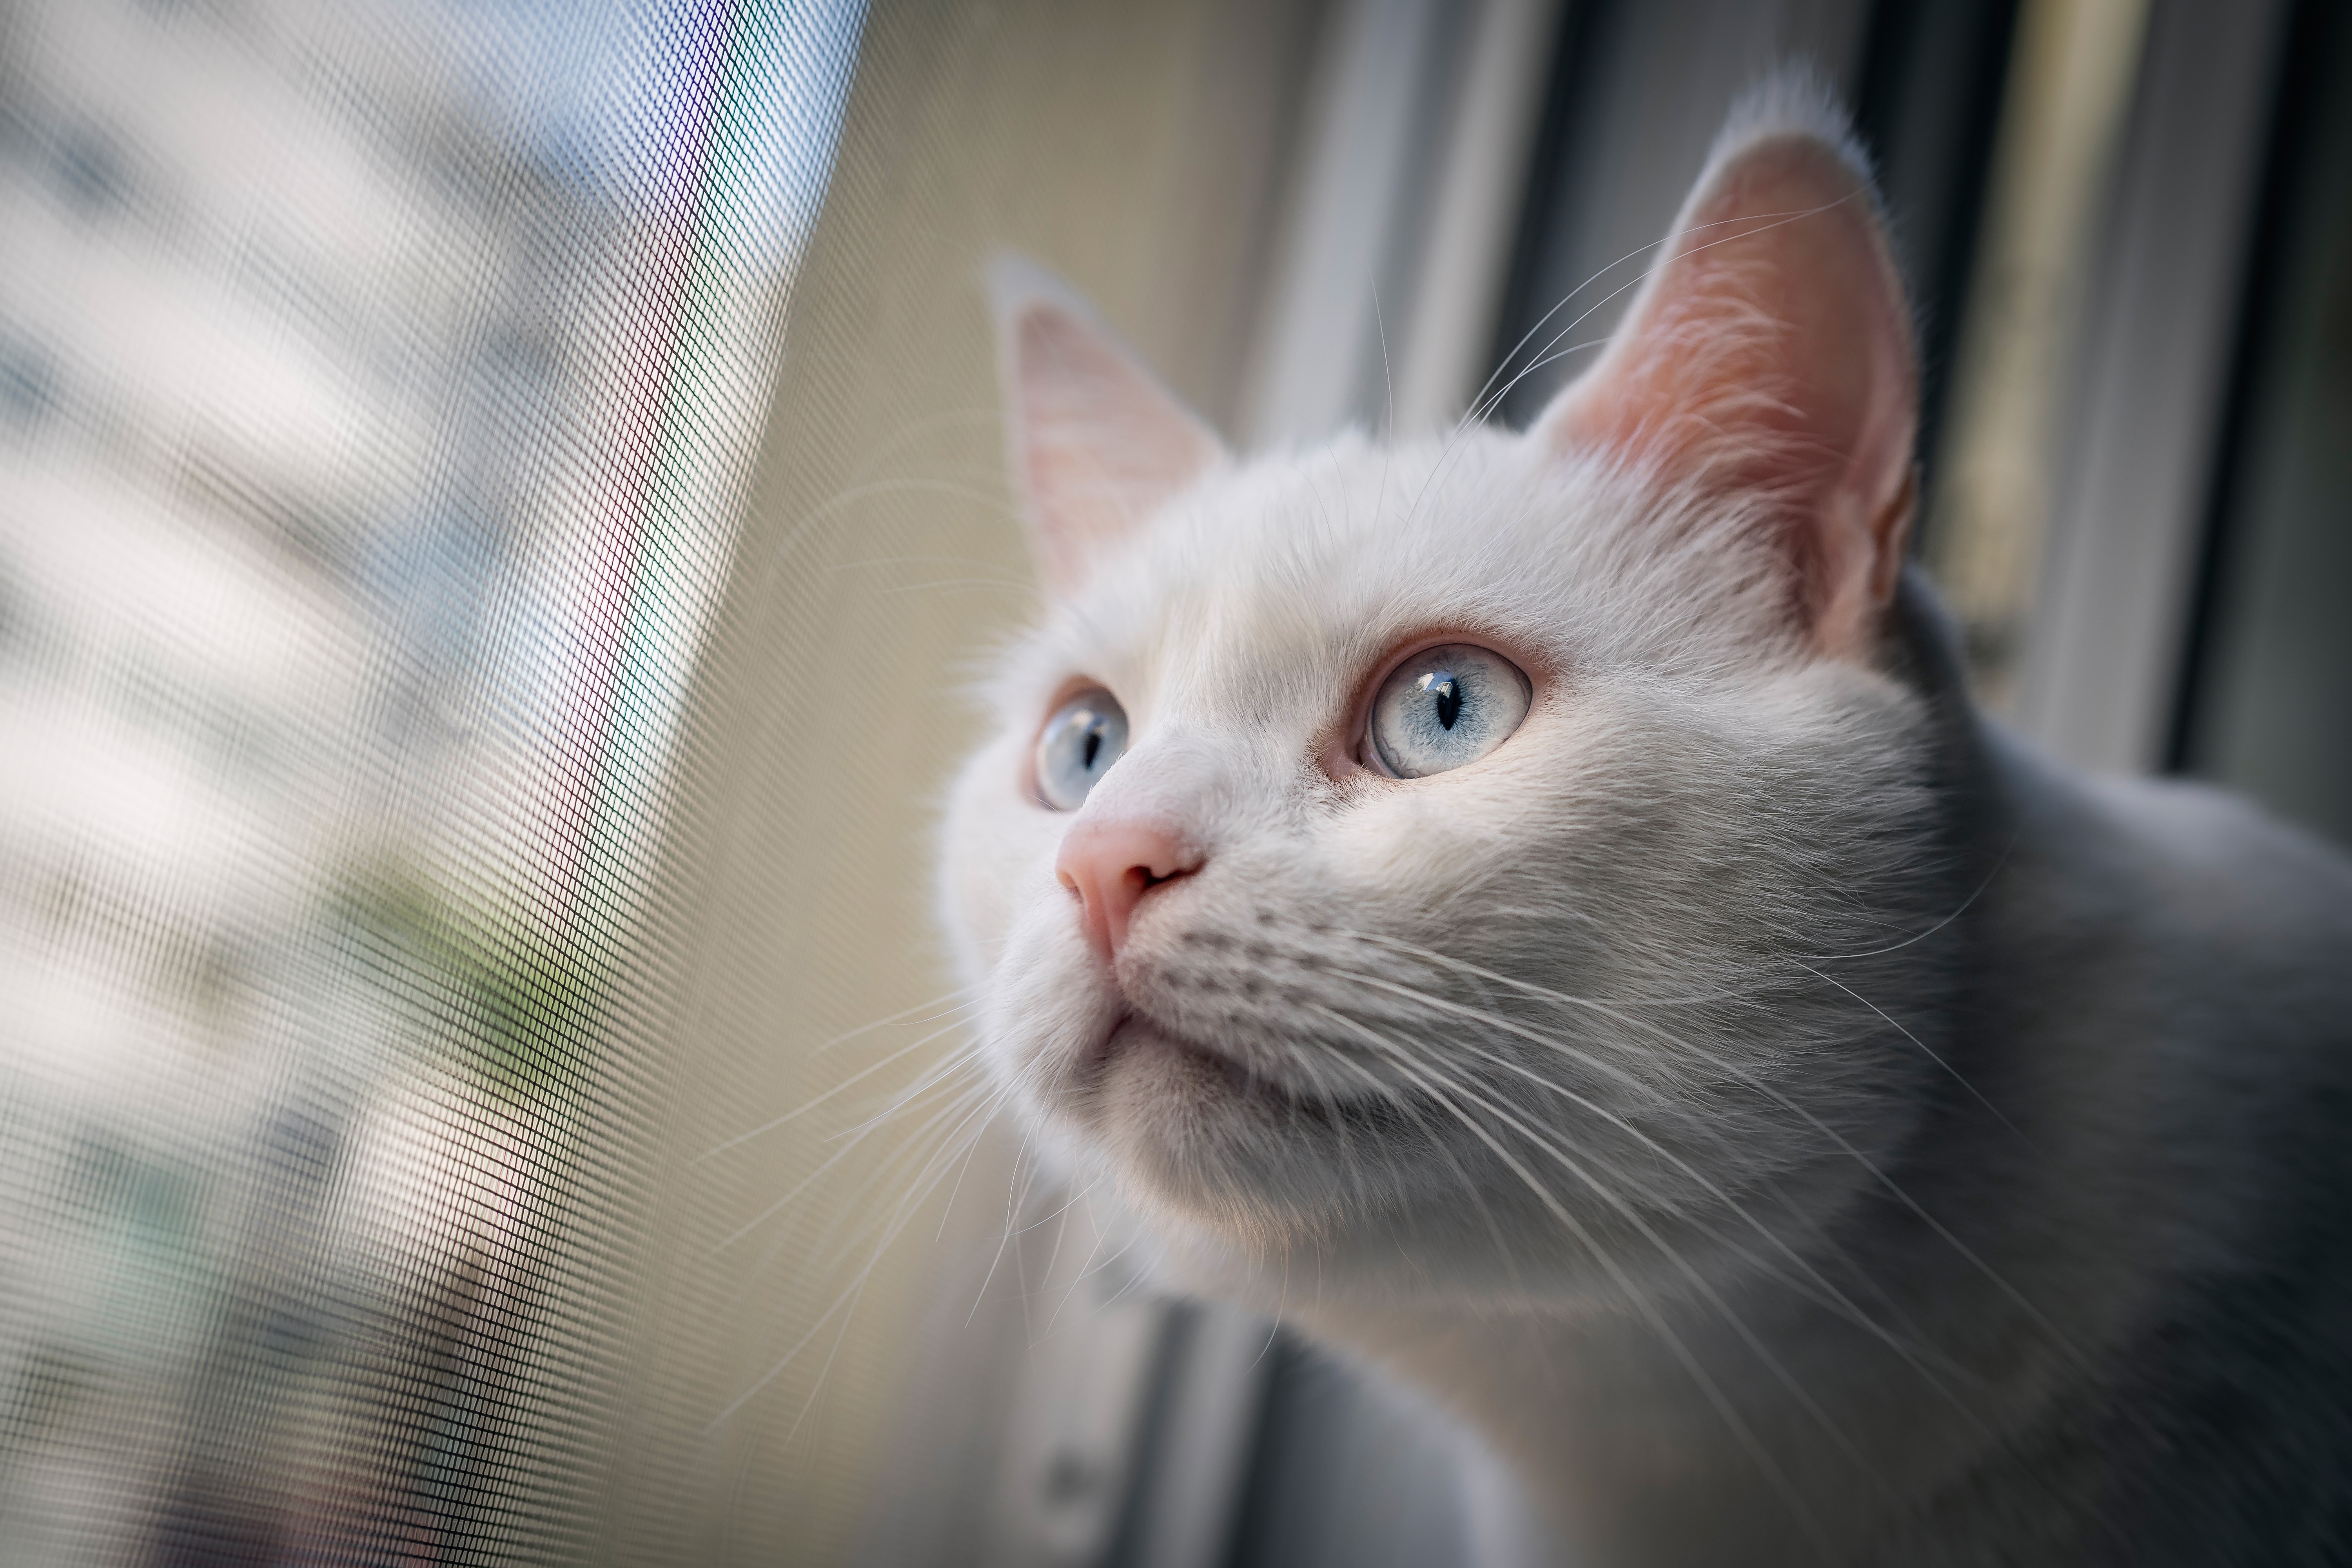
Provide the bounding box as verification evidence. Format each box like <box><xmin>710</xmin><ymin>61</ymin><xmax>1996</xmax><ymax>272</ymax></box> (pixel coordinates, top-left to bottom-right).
<box><xmin>1056</xmin><ymin>818</ymin><xmax>1203</xmax><ymax>962</ymax></box>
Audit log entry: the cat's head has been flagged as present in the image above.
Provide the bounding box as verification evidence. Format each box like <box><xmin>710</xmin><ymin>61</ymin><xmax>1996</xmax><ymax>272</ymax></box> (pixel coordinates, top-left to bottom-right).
<box><xmin>940</xmin><ymin>84</ymin><xmax>1958</xmax><ymax>1306</ymax></box>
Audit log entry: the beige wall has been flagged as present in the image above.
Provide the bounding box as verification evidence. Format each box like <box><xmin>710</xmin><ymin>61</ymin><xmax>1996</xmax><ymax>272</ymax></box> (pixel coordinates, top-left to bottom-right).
<box><xmin>590</xmin><ymin>2</ymin><xmax>1323</xmax><ymax>1560</ymax></box>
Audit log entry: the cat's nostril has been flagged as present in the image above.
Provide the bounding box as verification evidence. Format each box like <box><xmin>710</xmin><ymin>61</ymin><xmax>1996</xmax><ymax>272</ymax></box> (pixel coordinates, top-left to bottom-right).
<box><xmin>1055</xmin><ymin>817</ymin><xmax>1204</xmax><ymax>962</ymax></box>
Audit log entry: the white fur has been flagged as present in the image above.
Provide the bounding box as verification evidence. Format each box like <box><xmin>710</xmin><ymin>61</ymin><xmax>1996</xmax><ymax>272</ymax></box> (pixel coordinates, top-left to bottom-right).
<box><xmin>944</xmin><ymin>430</ymin><xmax>1940</xmax><ymax>1287</ymax></box>
<box><xmin>937</xmin><ymin>80</ymin><xmax>2352</xmax><ymax>1568</ymax></box>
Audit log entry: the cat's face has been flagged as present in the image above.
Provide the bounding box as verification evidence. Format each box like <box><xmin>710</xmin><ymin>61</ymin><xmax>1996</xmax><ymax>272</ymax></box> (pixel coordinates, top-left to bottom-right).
<box><xmin>942</xmin><ymin>107</ymin><xmax>1943</xmax><ymax>1303</ymax></box>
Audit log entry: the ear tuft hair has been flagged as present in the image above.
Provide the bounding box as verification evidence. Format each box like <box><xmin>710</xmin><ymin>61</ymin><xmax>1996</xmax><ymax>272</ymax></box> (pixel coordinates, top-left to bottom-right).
<box><xmin>1707</xmin><ymin>61</ymin><xmax>1878</xmax><ymax>198</ymax></box>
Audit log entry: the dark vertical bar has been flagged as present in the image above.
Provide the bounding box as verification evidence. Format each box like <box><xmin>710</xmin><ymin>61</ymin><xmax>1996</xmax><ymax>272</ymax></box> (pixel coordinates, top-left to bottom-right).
<box><xmin>1853</xmin><ymin>0</ymin><xmax>2023</xmax><ymax>493</ymax></box>
<box><xmin>1483</xmin><ymin>0</ymin><xmax>1613</xmax><ymax>430</ymax></box>
<box><xmin>2164</xmin><ymin>0</ymin><xmax>2342</xmax><ymax>774</ymax></box>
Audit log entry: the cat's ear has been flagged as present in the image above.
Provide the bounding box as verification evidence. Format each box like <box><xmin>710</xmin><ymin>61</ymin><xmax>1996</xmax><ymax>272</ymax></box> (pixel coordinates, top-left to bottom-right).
<box><xmin>1530</xmin><ymin>78</ymin><xmax>1918</xmax><ymax>658</ymax></box>
<box><xmin>989</xmin><ymin>258</ymin><xmax>1227</xmax><ymax>597</ymax></box>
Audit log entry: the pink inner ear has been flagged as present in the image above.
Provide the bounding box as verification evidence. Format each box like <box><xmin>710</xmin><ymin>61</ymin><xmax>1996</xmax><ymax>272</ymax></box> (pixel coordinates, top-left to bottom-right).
<box><xmin>1536</xmin><ymin>131</ymin><xmax>1918</xmax><ymax>655</ymax></box>
<box><xmin>1000</xmin><ymin>289</ymin><xmax>1224</xmax><ymax>597</ymax></box>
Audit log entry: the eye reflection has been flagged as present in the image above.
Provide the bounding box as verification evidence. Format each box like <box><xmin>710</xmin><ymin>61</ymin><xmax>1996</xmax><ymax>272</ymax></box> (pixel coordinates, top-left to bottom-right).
<box><xmin>1035</xmin><ymin>689</ymin><xmax>1129</xmax><ymax>809</ymax></box>
<box><xmin>1368</xmin><ymin>645</ymin><xmax>1530</xmax><ymax>778</ymax></box>
<box><xmin>1424</xmin><ymin>674</ymin><xmax>1461</xmax><ymax>730</ymax></box>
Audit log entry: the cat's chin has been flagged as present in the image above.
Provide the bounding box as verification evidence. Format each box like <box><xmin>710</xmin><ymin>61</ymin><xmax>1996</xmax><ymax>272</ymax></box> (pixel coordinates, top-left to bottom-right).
<box><xmin>1087</xmin><ymin>1014</ymin><xmax>1274</xmax><ymax>1215</ymax></box>
<box><xmin>1092</xmin><ymin>1012</ymin><xmax>1256</xmax><ymax>1118</ymax></box>
<box><xmin>1077</xmin><ymin>1011</ymin><xmax>1408</xmax><ymax>1249</ymax></box>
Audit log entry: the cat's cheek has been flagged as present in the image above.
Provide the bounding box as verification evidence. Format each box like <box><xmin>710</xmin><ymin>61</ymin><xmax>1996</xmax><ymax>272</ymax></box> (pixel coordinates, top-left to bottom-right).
<box><xmin>938</xmin><ymin>739</ymin><xmax>1065</xmax><ymax>974</ymax></box>
<box><xmin>1319</xmin><ymin>744</ymin><xmax>1563</xmax><ymax>898</ymax></box>
<box><xmin>979</xmin><ymin>897</ymin><xmax>1123</xmax><ymax>1118</ymax></box>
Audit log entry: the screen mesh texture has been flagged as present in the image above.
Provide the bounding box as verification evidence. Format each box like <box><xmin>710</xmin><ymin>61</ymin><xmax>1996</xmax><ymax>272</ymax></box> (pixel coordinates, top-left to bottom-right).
<box><xmin>0</xmin><ymin>0</ymin><xmax>861</xmax><ymax>1559</ymax></box>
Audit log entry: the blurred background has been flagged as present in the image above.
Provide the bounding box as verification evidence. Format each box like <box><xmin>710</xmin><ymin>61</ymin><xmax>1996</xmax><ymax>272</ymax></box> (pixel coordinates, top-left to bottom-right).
<box><xmin>0</xmin><ymin>0</ymin><xmax>2342</xmax><ymax>1564</ymax></box>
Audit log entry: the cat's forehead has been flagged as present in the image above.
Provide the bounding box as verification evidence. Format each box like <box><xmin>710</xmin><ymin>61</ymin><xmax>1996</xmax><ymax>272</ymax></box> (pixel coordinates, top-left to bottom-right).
<box><xmin>1023</xmin><ymin>429</ymin><xmax>1592</xmax><ymax>722</ymax></box>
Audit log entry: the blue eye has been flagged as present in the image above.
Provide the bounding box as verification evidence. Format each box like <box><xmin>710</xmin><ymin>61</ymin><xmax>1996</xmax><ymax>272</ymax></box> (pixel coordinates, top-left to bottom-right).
<box><xmin>1367</xmin><ymin>644</ymin><xmax>1531</xmax><ymax>779</ymax></box>
<box><xmin>1035</xmin><ymin>689</ymin><xmax>1130</xmax><ymax>809</ymax></box>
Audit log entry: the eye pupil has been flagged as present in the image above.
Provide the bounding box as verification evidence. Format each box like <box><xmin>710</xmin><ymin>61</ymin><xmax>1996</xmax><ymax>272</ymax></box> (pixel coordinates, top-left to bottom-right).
<box><xmin>1371</xmin><ymin>646</ymin><xmax>1530</xmax><ymax>779</ymax></box>
<box><xmin>1035</xmin><ymin>690</ymin><xmax>1130</xmax><ymax>810</ymax></box>
<box><xmin>1432</xmin><ymin>677</ymin><xmax>1460</xmax><ymax>730</ymax></box>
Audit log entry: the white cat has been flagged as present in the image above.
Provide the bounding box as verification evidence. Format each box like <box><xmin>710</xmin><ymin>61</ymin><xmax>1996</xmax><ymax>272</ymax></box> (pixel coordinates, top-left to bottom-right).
<box><xmin>938</xmin><ymin>76</ymin><xmax>2352</xmax><ymax>1566</ymax></box>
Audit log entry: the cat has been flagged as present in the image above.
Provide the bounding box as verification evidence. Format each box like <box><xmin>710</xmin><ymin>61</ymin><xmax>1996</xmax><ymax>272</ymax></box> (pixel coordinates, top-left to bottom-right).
<box><xmin>937</xmin><ymin>73</ymin><xmax>2352</xmax><ymax>1567</ymax></box>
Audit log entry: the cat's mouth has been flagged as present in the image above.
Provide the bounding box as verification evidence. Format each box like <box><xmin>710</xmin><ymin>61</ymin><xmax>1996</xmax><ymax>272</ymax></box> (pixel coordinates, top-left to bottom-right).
<box><xmin>1075</xmin><ymin>1003</ymin><xmax>1407</xmax><ymax>1232</ymax></box>
<box><xmin>1096</xmin><ymin>1009</ymin><xmax>1251</xmax><ymax>1089</ymax></box>
<box><xmin>1088</xmin><ymin>1006</ymin><xmax>1357</xmax><ymax>1115</ymax></box>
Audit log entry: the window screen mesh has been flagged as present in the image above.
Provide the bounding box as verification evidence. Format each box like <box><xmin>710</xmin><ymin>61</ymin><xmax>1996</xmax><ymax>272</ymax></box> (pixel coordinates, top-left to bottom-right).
<box><xmin>0</xmin><ymin>0</ymin><xmax>1314</xmax><ymax>1560</ymax></box>
<box><xmin>0</xmin><ymin>0</ymin><xmax>862</xmax><ymax>1559</ymax></box>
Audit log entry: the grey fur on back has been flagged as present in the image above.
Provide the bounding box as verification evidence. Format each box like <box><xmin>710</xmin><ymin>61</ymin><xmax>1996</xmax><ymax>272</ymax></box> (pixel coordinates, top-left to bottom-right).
<box><xmin>1855</xmin><ymin>577</ymin><xmax>2352</xmax><ymax>1564</ymax></box>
